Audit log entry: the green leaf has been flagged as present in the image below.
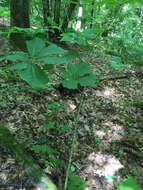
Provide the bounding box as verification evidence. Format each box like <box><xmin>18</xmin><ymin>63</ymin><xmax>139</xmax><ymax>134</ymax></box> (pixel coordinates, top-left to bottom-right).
<box><xmin>48</xmin><ymin>157</ymin><xmax>65</xmax><ymax>168</ymax></box>
<box><xmin>32</xmin><ymin>145</ymin><xmax>58</xmax><ymax>154</ymax></box>
<box><xmin>0</xmin><ymin>69</ymin><xmax>8</xmax><ymax>79</ymax></box>
<box><xmin>6</xmin><ymin>52</ymin><xmax>29</xmax><ymax>62</ymax></box>
<box><xmin>60</xmin><ymin>62</ymin><xmax>95</xmax><ymax>89</ymax></box>
<box><xmin>36</xmin><ymin>47</ymin><xmax>52</xmax><ymax>58</ymax></box>
<box><xmin>67</xmin><ymin>63</ymin><xmax>77</xmax><ymax>78</ymax></box>
<box><xmin>108</xmin><ymin>62</ymin><xmax>129</xmax><ymax>70</ymax></box>
<box><xmin>42</xmin><ymin>64</ymin><xmax>54</xmax><ymax>71</ymax></box>
<box><xmin>117</xmin><ymin>176</ymin><xmax>141</xmax><ymax>190</ymax></box>
<box><xmin>0</xmin><ymin>57</ymin><xmax>5</xmax><ymax>61</ymax></box>
<box><xmin>60</xmin><ymin>36</ymin><xmax>75</xmax><ymax>43</ymax></box>
<box><xmin>57</xmin><ymin>125</ymin><xmax>71</xmax><ymax>131</ymax></box>
<box><xmin>42</xmin><ymin>122</ymin><xmax>55</xmax><ymax>129</ymax></box>
<box><xmin>125</xmin><ymin>101</ymin><xmax>143</xmax><ymax>109</ymax></box>
<box><xmin>45</xmin><ymin>44</ymin><xmax>67</xmax><ymax>55</ymax></box>
<box><xmin>40</xmin><ymin>56</ymin><xmax>67</xmax><ymax>64</ymax></box>
<box><xmin>75</xmin><ymin>62</ymin><xmax>92</xmax><ymax>76</ymax></box>
<box><xmin>9</xmin><ymin>62</ymin><xmax>28</xmax><ymax>70</ymax></box>
<box><xmin>62</xmin><ymin>79</ymin><xmax>78</xmax><ymax>89</ymax></box>
<box><xmin>67</xmin><ymin>173</ymin><xmax>86</xmax><ymax>190</ymax></box>
<box><xmin>79</xmin><ymin>74</ymin><xmax>99</xmax><ymax>87</ymax></box>
<box><xmin>19</xmin><ymin>63</ymin><xmax>49</xmax><ymax>89</ymax></box>
<box><xmin>64</xmin><ymin>51</ymin><xmax>81</xmax><ymax>61</ymax></box>
<box><xmin>110</xmin><ymin>56</ymin><xmax>121</xmax><ymax>64</ymax></box>
<box><xmin>109</xmin><ymin>56</ymin><xmax>129</xmax><ymax>70</ymax></box>
<box><xmin>26</xmin><ymin>38</ymin><xmax>46</xmax><ymax>57</ymax></box>
<box><xmin>82</xmin><ymin>29</ymin><xmax>96</xmax><ymax>39</ymax></box>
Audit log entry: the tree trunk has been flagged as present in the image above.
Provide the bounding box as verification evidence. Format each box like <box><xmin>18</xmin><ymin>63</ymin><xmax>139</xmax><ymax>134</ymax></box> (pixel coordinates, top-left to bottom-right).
<box><xmin>42</xmin><ymin>0</ymin><xmax>50</xmax><ymax>27</ymax></box>
<box><xmin>90</xmin><ymin>0</ymin><xmax>95</xmax><ymax>28</ymax></box>
<box><xmin>54</xmin><ymin>0</ymin><xmax>61</xmax><ymax>36</ymax></box>
<box><xmin>54</xmin><ymin>0</ymin><xmax>61</xmax><ymax>26</ymax></box>
<box><xmin>62</xmin><ymin>0</ymin><xmax>79</xmax><ymax>31</ymax></box>
<box><xmin>10</xmin><ymin>0</ymin><xmax>30</xmax><ymax>51</ymax></box>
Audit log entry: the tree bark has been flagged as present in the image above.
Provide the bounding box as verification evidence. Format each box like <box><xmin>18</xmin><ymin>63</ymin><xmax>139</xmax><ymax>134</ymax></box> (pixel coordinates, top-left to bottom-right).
<box><xmin>90</xmin><ymin>0</ymin><xmax>95</xmax><ymax>28</ymax></box>
<box><xmin>10</xmin><ymin>0</ymin><xmax>30</xmax><ymax>28</ymax></box>
<box><xmin>54</xmin><ymin>0</ymin><xmax>61</xmax><ymax>35</ymax></box>
<box><xmin>62</xmin><ymin>0</ymin><xmax>79</xmax><ymax>31</ymax></box>
<box><xmin>10</xmin><ymin>0</ymin><xmax>30</xmax><ymax>51</ymax></box>
<box><xmin>54</xmin><ymin>0</ymin><xmax>61</xmax><ymax>26</ymax></box>
<box><xmin>42</xmin><ymin>0</ymin><xmax>50</xmax><ymax>27</ymax></box>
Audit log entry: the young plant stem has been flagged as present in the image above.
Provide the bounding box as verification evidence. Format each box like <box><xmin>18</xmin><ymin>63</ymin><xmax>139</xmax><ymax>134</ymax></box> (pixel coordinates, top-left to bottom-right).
<box><xmin>64</xmin><ymin>89</ymin><xmax>85</xmax><ymax>190</ymax></box>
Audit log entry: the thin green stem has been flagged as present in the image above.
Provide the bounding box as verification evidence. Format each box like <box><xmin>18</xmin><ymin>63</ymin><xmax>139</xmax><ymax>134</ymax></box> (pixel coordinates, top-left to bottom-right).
<box><xmin>64</xmin><ymin>89</ymin><xmax>85</xmax><ymax>190</ymax></box>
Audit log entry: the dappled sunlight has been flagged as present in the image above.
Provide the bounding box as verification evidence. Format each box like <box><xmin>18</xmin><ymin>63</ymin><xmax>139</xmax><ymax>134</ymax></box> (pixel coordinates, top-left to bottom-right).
<box><xmin>81</xmin><ymin>119</ymin><xmax>125</xmax><ymax>189</ymax></box>
<box><xmin>94</xmin><ymin>130</ymin><xmax>106</xmax><ymax>138</ymax></box>
<box><xmin>86</xmin><ymin>153</ymin><xmax>124</xmax><ymax>177</ymax></box>
<box><xmin>103</xmin><ymin>121</ymin><xmax>124</xmax><ymax>141</ymax></box>
<box><xmin>82</xmin><ymin>153</ymin><xmax>123</xmax><ymax>190</ymax></box>
<box><xmin>95</xmin><ymin>87</ymin><xmax>124</xmax><ymax>102</ymax></box>
<box><xmin>93</xmin><ymin>122</ymin><xmax>124</xmax><ymax>141</ymax></box>
<box><xmin>66</xmin><ymin>100</ymin><xmax>77</xmax><ymax>111</ymax></box>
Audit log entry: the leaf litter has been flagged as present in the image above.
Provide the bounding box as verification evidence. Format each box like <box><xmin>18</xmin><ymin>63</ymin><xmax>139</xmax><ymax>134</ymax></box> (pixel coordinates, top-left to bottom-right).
<box><xmin>0</xmin><ymin>44</ymin><xmax>143</xmax><ymax>190</ymax></box>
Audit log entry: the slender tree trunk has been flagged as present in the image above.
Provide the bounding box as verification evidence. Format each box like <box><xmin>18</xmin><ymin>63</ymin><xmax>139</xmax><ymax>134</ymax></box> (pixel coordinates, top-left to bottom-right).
<box><xmin>54</xmin><ymin>0</ymin><xmax>61</xmax><ymax>26</ymax></box>
<box><xmin>54</xmin><ymin>0</ymin><xmax>61</xmax><ymax>36</ymax></box>
<box><xmin>62</xmin><ymin>0</ymin><xmax>79</xmax><ymax>31</ymax></box>
<box><xmin>42</xmin><ymin>0</ymin><xmax>50</xmax><ymax>26</ymax></box>
<box><xmin>10</xmin><ymin>0</ymin><xmax>30</xmax><ymax>51</ymax></box>
<box><xmin>90</xmin><ymin>0</ymin><xmax>95</xmax><ymax>28</ymax></box>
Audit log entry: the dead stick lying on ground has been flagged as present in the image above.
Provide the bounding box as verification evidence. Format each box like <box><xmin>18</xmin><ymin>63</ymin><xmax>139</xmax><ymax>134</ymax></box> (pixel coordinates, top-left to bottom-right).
<box><xmin>0</xmin><ymin>124</ymin><xmax>58</xmax><ymax>190</ymax></box>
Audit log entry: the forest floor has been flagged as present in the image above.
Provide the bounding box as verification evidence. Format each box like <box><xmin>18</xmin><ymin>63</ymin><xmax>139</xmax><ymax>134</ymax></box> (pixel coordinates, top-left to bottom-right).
<box><xmin>0</xmin><ymin>37</ymin><xmax>143</xmax><ymax>190</ymax></box>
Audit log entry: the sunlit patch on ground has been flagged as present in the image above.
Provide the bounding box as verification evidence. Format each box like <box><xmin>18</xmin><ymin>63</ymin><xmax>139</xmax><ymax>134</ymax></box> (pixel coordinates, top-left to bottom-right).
<box><xmin>95</xmin><ymin>87</ymin><xmax>124</xmax><ymax>102</ymax></box>
<box><xmin>66</xmin><ymin>100</ymin><xmax>76</xmax><ymax>111</ymax></box>
<box><xmin>93</xmin><ymin>121</ymin><xmax>124</xmax><ymax>142</ymax></box>
<box><xmin>81</xmin><ymin>153</ymin><xmax>123</xmax><ymax>190</ymax></box>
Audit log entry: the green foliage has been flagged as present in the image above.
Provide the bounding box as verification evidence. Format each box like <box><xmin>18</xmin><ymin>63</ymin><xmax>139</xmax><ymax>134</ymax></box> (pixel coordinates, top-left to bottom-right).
<box><xmin>94</xmin><ymin>136</ymin><xmax>101</xmax><ymax>143</ymax></box>
<box><xmin>67</xmin><ymin>173</ymin><xmax>86</xmax><ymax>190</ymax></box>
<box><xmin>0</xmin><ymin>6</ymin><xmax>10</xmax><ymax>18</ymax></box>
<box><xmin>32</xmin><ymin>145</ymin><xmax>59</xmax><ymax>154</ymax></box>
<box><xmin>99</xmin><ymin>2</ymin><xmax>143</xmax><ymax>70</ymax></box>
<box><xmin>60</xmin><ymin>29</ymin><xmax>96</xmax><ymax>48</ymax></box>
<box><xmin>108</xmin><ymin>56</ymin><xmax>129</xmax><ymax>70</ymax></box>
<box><xmin>117</xmin><ymin>176</ymin><xmax>141</xmax><ymax>190</ymax></box>
<box><xmin>43</xmin><ymin>101</ymin><xmax>71</xmax><ymax>131</ymax></box>
<box><xmin>0</xmin><ymin>69</ymin><xmax>8</xmax><ymax>79</ymax></box>
<box><xmin>45</xmin><ymin>157</ymin><xmax>65</xmax><ymax>168</ymax></box>
<box><xmin>59</xmin><ymin>62</ymin><xmax>99</xmax><ymax>89</ymax></box>
<box><xmin>125</xmin><ymin>101</ymin><xmax>143</xmax><ymax>109</ymax></box>
<box><xmin>3</xmin><ymin>38</ymin><xmax>67</xmax><ymax>89</ymax></box>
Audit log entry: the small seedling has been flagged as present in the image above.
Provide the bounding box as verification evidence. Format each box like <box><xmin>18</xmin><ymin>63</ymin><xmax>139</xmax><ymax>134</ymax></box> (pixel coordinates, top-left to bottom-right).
<box><xmin>94</xmin><ymin>136</ymin><xmax>101</xmax><ymax>143</ymax></box>
<box><xmin>59</xmin><ymin>62</ymin><xmax>99</xmax><ymax>89</ymax></box>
